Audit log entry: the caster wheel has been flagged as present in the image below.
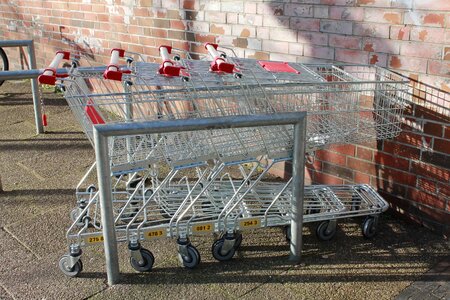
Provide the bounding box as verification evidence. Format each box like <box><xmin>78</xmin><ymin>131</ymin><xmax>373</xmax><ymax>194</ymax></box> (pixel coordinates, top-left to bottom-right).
<box><xmin>362</xmin><ymin>217</ymin><xmax>377</xmax><ymax>239</ymax></box>
<box><xmin>130</xmin><ymin>248</ymin><xmax>154</xmax><ymax>272</ymax></box>
<box><xmin>86</xmin><ymin>185</ymin><xmax>97</xmax><ymax>193</ymax></box>
<box><xmin>70</xmin><ymin>208</ymin><xmax>85</xmax><ymax>227</ymax></box>
<box><xmin>212</xmin><ymin>239</ymin><xmax>236</xmax><ymax>262</ymax></box>
<box><xmin>316</xmin><ymin>221</ymin><xmax>336</xmax><ymax>241</ymax></box>
<box><xmin>59</xmin><ymin>255</ymin><xmax>83</xmax><ymax>277</ymax></box>
<box><xmin>70</xmin><ymin>207</ymin><xmax>80</xmax><ymax>221</ymax></box>
<box><xmin>179</xmin><ymin>245</ymin><xmax>201</xmax><ymax>269</ymax></box>
<box><xmin>144</xmin><ymin>189</ymin><xmax>153</xmax><ymax>198</ymax></box>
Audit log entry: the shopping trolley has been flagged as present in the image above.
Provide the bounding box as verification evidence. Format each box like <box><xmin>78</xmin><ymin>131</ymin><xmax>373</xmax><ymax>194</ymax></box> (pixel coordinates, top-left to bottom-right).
<box><xmin>38</xmin><ymin>45</ymin><xmax>408</xmax><ymax>277</ymax></box>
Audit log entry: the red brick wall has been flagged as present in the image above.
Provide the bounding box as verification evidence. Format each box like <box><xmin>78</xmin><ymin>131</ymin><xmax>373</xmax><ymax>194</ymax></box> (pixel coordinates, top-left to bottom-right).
<box><xmin>306</xmin><ymin>78</ymin><xmax>449</xmax><ymax>234</ymax></box>
<box><xmin>0</xmin><ymin>0</ymin><xmax>448</xmax><ymax>234</ymax></box>
<box><xmin>1</xmin><ymin>0</ymin><xmax>449</xmax><ymax>89</ymax></box>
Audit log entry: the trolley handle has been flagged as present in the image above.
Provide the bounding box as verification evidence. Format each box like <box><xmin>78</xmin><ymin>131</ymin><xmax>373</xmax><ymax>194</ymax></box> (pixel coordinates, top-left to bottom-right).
<box><xmin>158</xmin><ymin>45</ymin><xmax>184</xmax><ymax>77</ymax></box>
<box><xmin>38</xmin><ymin>51</ymin><xmax>71</xmax><ymax>85</ymax></box>
<box><xmin>103</xmin><ymin>48</ymin><xmax>132</xmax><ymax>81</ymax></box>
<box><xmin>204</xmin><ymin>43</ymin><xmax>235</xmax><ymax>74</ymax></box>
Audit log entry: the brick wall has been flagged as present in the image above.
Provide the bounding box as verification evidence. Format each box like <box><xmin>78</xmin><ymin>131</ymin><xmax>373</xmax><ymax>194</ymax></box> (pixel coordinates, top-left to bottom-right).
<box><xmin>306</xmin><ymin>78</ymin><xmax>449</xmax><ymax>234</ymax></box>
<box><xmin>0</xmin><ymin>0</ymin><xmax>448</xmax><ymax>234</ymax></box>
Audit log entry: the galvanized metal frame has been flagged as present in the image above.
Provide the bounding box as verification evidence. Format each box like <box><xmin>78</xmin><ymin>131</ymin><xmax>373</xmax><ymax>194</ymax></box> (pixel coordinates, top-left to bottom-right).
<box><xmin>0</xmin><ymin>40</ymin><xmax>43</xmax><ymax>134</ymax></box>
<box><xmin>93</xmin><ymin>112</ymin><xmax>307</xmax><ymax>285</ymax></box>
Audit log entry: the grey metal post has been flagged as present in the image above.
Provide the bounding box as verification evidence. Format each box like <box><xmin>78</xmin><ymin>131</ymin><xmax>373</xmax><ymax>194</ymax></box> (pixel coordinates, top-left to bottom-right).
<box><xmin>93</xmin><ymin>112</ymin><xmax>307</xmax><ymax>285</ymax></box>
<box><xmin>93</xmin><ymin>128</ymin><xmax>120</xmax><ymax>285</ymax></box>
<box><xmin>0</xmin><ymin>40</ymin><xmax>43</xmax><ymax>133</ymax></box>
<box><xmin>289</xmin><ymin>117</ymin><xmax>307</xmax><ymax>263</ymax></box>
<box><xmin>27</xmin><ymin>40</ymin><xmax>44</xmax><ymax>134</ymax></box>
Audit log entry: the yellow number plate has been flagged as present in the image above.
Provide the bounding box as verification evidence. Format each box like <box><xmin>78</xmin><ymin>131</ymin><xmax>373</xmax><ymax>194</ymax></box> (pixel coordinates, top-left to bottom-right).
<box><xmin>144</xmin><ymin>229</ymin><xmax>165</xmax><ymax>239</ymax></box>
<box><xmin>240</xmin><ymin>218</ymin><xmax>260</xmax><ymax>229</ymax></box>
<box><xmin>85</xmin><ymin>235</ymin><xmax>104</xmax><ymax>244</ymax></box>
<box><xmin>192</xmin><ymin>223</ymin><xmax>213</xmax><ymax>234</ymax></box>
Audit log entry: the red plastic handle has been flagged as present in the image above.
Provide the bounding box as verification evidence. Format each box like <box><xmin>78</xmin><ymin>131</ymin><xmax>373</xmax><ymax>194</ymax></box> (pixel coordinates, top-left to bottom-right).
<box><xmin>38</xmin><ymin>51</ymin><xmax>71</xmax><ymax>85</ymax></box>
<box><xmin>210</xmin><ymin>58</ymin><xmax>235</xmax><ymax>74</ymax></box>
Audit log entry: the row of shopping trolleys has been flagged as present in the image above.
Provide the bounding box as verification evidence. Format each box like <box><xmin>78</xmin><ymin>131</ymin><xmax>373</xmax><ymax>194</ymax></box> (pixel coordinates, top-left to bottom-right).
<box><xmin>60</xmin><ymin>160</ymin><xmax>388</xmax><ymax>277</ymax></box>
<box><xmin>43</xmin><ymin>45</ymin><xmax>407</xmax><ymax>277</ymax></box>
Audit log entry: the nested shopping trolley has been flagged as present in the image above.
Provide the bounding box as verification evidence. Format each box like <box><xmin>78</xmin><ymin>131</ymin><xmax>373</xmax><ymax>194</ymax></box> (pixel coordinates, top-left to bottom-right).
<box><xmin>38</xmin><ymin>45</ymin><xmax>409</xmax><ymax>277</ymax></box>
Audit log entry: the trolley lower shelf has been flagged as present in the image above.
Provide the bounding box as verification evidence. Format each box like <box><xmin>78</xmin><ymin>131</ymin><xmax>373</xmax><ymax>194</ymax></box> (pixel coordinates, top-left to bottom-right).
<box><xmin>65</xmin><ymin>182</ymin><xmax>386</xmax><ymax>261</ymax></box>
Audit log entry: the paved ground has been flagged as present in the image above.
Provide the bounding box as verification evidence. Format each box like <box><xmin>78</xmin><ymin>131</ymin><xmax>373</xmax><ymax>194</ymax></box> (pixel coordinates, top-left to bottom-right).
<box><xmin>395</xmin><ymin>259</ymin><xmax>450</xmax><ymax>300</ymax></box>
<box><xmin>0</xmin><ymin>80</ymin><xmax>449</xmax><ymax>300</ymax></box>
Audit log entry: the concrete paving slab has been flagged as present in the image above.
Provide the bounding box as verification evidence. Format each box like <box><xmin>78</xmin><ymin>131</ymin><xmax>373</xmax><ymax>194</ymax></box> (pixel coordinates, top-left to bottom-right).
<box><xmin>90</xmin><ymin>229</ymin><xmax>293</xmax><ymax>299</ymax></box>
<box><xmin>0</xmin><ymin>105</ymin><xmax>34</xmax><ymax>126</ymax></box>
<box><xmin>395</xmin><ymin>257</ymin><xmax>450</xmax><ymax>300</ymax></box>
<box><xmin>90</xmin><ymin>278</ymin><xmax>230</xmax><ymax>300</ymax></box>
<box><xmin>0</xmin><ymin>229</ymin><xmax>36</xmax><ymax>275</ymax></box>
<box><xmin>1</xmin><ymin>81</ymin><xmax>449</xmax><ymax>300</ymax></box>
<box><xmin>0</xmin><ymin>121</ymin><xmax>36</xmax><ymax>140</ymax></box>
<box><xmin>0</xmin><ymin>251</ymin><xmax>107</xmax><ymax>300</ymax></box>
<box><xmin>0</xmin><ymin>189</ymin><xmax>74</xmax><ymax>227</ymax></box>
<box><xmin>238</xmin><ymin>280</ymin><xmax>299</xmax><ymax>300</ymax></box>
<box><xmin>0</xmin><ymin>285</ymin><xmax>14</xmax><ymax>300</ymax></box>
<box><xmin>5</xmin><ymin>203</ymin><xmax>76</xmax><ymax>258</ymax></box>
<box><xmin>13</xmin><ymin>142</ymin><xmax>93</xmax><ymax>185</ymax></box>
<box><xmin>0</xmin><ymin>134</ymin><xmax>92</xmax><ymax>190</ymax></box>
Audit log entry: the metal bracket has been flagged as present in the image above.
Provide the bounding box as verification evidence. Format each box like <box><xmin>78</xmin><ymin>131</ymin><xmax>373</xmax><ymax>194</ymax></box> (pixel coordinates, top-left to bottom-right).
<box><xmin>221</xmin><ymin>234</ymin><xmax>236</xmax><ymax>255</ymax></box>
<box><xmin>326</xmin><ymin>220</ymin><xmax>337</xmax><ymax>234</ymax></box>
<box><xmin>68</xmin><ymin>244</ymin><xmax>82</xmax><ymax>269</ymax></box>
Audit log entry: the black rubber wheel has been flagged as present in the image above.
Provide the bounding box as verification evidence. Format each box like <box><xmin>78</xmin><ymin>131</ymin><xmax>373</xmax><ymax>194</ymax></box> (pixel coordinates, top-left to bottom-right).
<box><xmin>179</xmin><ymin>245</ymin><xmax>201</xmax><ymax>269</ymax></box>
<box><xmin>0</xmin><ymin>47</ymin><xmax>9</xmax><ymax>87</ymax></box>
<box><xmin>130</xmin><ymin>248</ymin><xmax>154</xmax><ymax>272</ymax></box>
<box><xmin>212</xmin><ymin>239</ymin><xmax>236</xmax><ymax>262</ymax></box>
<box><xmin>59</xmin><ymin>255</ymin><xmax>83</xmax><ymax>277</ymax></box>
<box><xmin>362</xmin><ymin>217</ymin><xmax>377</xmax><ymax>239</ymax></box>
<box><xmin>316</xmin><ymin>221</ymin><xmax>336</xmax><ymax>241</ymax></box>
<box><xmin>86</xmin><ymin>185</ymin><xmax>97</xmax><ymax>193</ymax></box>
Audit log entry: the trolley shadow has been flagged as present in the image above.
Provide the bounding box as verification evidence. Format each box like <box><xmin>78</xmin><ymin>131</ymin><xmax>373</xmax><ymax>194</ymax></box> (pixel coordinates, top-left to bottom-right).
<box><xmin>74</xmin><ymin>217</ymin><xmax>449</xmax><ymax>284</ymax></box>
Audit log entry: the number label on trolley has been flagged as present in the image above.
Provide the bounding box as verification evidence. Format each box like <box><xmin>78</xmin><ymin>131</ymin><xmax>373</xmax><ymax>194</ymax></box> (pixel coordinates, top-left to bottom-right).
<box><xmin>240</xmin><ymin>218</ymin><xmax>261</xmax><ymax>229</ymax></box>
<box><xmin>144</xmin><ymin>229</ymin><xmax>165</xmax><ymax>239</ymax></box>
<box><xmin>85</xmin><ymin>235</ymin><xmax>104</xmax><ymax>244</ymax></box>
<box><xmin>192</xmin><ymin>223</ymin><xmax>214</xmax><ymax>234</ymax></box>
